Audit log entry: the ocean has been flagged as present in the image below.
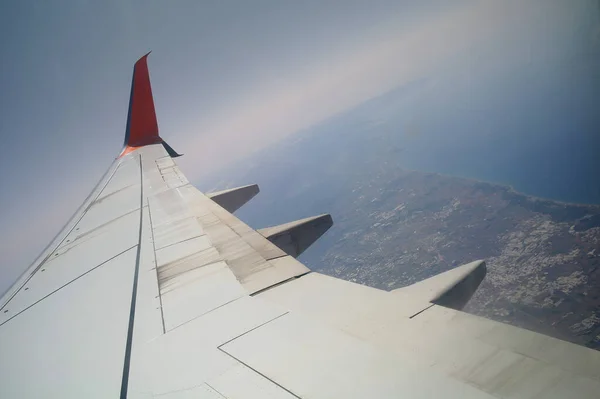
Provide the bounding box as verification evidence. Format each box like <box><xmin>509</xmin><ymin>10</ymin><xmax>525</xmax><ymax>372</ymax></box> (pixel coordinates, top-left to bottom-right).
<box><xmin>313</xmin><ymin>53</ymin><xmax>600</xmax><ymax>206</ymax></box>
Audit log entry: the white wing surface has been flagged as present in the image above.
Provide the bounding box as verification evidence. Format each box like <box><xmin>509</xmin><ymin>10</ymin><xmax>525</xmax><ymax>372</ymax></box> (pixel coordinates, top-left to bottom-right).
<box><xmin>1</xmin><ymin>55</ymin><xmax>599</xmax><ymax>398</ymax></box>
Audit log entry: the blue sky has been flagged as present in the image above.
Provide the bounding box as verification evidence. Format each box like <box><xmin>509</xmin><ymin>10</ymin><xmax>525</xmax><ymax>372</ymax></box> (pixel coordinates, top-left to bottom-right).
<box><xmin>1</xmin><ymin>0</ymin><xmax>599</xmax><ymax>292</ymax></box>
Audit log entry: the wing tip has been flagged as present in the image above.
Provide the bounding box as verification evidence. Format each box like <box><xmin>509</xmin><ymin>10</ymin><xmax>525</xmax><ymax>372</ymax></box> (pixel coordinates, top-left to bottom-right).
<box><xmin>136</xmin><ymin>51</ymin><xmax>152</xmax><ymax>65</ymax></box>
<box><xmin>120</xmin><ymin>51</ymin><xmax>162</xmax><ymax>157</ymax></box>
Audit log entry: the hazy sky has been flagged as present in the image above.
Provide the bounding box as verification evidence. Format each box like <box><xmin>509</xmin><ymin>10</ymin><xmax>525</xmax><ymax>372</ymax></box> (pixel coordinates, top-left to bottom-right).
<box><xmin>1</xmin><ymin>0</ymin><xmax>599</xmax><ymax>292</ymax></box>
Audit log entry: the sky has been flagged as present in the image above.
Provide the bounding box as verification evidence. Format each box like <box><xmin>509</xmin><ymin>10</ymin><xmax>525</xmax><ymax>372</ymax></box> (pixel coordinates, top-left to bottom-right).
<box><xmin>1</xmin><ymin>0</ymin><xmax>599</xmax><ymax>292</ymax></box>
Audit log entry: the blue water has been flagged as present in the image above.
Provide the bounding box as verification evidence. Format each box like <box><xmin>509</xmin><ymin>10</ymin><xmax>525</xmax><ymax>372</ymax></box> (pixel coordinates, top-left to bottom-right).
<box><xmin>307</xmin><ymin>52</ymin><xmax>600</xmax><ymax>205</ymax></box>
<box><xmin>391</xmin><ymin>77</ymin><xmax>600</xmax><ymax>205</ymax></box>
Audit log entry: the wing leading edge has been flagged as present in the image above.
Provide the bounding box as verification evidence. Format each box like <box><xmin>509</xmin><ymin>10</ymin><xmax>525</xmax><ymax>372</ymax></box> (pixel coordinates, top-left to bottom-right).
<box><xmin>0</xmin><ymin>55</ymin><xmax>599</xmax><ymax>398</ymax></box>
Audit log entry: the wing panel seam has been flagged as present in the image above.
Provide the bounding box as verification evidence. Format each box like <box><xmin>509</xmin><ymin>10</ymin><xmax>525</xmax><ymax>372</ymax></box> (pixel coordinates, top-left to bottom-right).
<box><xmin>0</xmin><ymin>245</ymin><xmax>137</xmax><ymax>327</ymax></box>
<box><xmin>217</xmin><ymin>345</ymin><xmax>300</xmax><ymax>398</ymax></box>
<box><xmin>0</xmin><ymin>159</ymin><xmax>125</xmax><ymax>310</ymax></box>
<box><xmin>167</xmin><ymin>296</ymin><xmax>245</xmax><ymax>332</ymax></box>
<box><xmin>119</xmin><ymin>154</ymin><xmax>144</xmax><ymax>399</ymax></box>
<box><xmin>155</xmin><ymin>234</ymin><xmax>206</xmax><ymax>251</ymax></box>
<box><xmin>216</xmin><ymin>312</ymin><xmax>300</xmax><ymax>397</ymax></box>
<box><xmin>147</xmin><ymin>199</ymin><xmax>166</xmax><ymax>334</ymax></box>
<box><xmin>250</xmin><ymin>271</ymin><xmax>312</xmax><ymax>297</ymax></box>
<box><xmin>409</xmin><ymin>303</ymin><xmax>435</xmax><ymax>319</ymax></box>
<box><xmin>217</xmin><ymin>311</ymin><xmax>289</xmax><ymax>349</ymax></box>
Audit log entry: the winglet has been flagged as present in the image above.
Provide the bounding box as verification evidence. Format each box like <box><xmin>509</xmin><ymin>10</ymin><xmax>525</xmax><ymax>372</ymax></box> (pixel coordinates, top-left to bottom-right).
<box><xmin>120</xmin><ymin>52</ymin><xmax>165</xmax><ymax>157</ymax></box>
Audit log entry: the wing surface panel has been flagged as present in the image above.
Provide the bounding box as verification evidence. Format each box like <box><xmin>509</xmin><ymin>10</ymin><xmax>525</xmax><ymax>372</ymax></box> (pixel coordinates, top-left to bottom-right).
<box><xmin>152</xmin><ymin>216</ymin><xmax>204</xmax><ymax>250</ymax></box>
<box><xmin>73</xmin><ymin>183</ymin><xmax>140</xmax><ymax>236</ymax></box>
<box><xmin>0</xmin><ymin>211</ymin><xmax>139</xmax><ymax>324</ymax></box>
<box><xmin>0</xmin><ymin>159</ymin><xmax>122</xmax><ymax>311</ymax></box>
<box><xmin>0</xmin><ymin>247</ymin><xmax>138</xmax><ymax>398</ymax></box>
<box><xmin>95</xmin><ymin>156</ymin><xmax>141</xmax><ymax>202</ymax></box>
<box><xmin>0</xmin><ymin>153</ymin><xmax>146</xmax><ymax>398</ymax></box>
<box><xmin>128</xmin><ymin>295</ymin><xmax>288</xmax><ymax>396</ymax></box>
<box><xmin>0</xmin><ymin>155</ymin><xmax>142</xmax><ymax>326</ymax></box>
<box><xmin>257</xmin><ymin>271</ymin><xmax>600</xmax><ymax>398</ymax></box>
<box><xmin>130</xmin><ymin>202</ymin><xmax>165</xmax><ymax>344</ymax></box>
<box><xmin>160</xmin><ymin>260</ymin><xmax>246</xmax><ymax>331</ymax></box>
<box><xmin>220</xmin><ymin>311</ymin><xmax>491</xmax><ymax>399</ymax></box>
<box><xmin>207</xmin><ymin>362</ymin><xmax>297</xmax><ymax>399</ymax></box>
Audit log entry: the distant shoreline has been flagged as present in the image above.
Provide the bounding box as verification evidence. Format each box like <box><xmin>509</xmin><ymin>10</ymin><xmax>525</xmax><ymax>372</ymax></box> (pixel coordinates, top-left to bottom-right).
<box><xmin>402</xmin><ymin>167</ymin><xmax>600</xmax><ymax>208</ymax></box>
<box><xmin>200</xmin><ymin>127</ymin><xmax>600</xmax><ymax>209</ymax></box>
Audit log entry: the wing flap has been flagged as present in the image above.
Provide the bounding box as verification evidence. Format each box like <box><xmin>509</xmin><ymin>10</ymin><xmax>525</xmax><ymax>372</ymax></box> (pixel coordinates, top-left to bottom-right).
<box><xmin>145</xmin><ymin>174</ymin><xmax>305</xmax><ymax>294</ymax></box>
<box><xmin>160</xmin><ymin>261</ymin><xmax>246</xmax><ymax>331</ymax></box>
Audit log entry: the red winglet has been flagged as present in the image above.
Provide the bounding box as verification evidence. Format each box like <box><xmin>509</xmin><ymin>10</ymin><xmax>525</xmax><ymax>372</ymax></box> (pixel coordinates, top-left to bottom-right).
<box><xmin>120</xmin><ymin>52</ymin><xmax>163</xmax><ymax>157</ymax></box>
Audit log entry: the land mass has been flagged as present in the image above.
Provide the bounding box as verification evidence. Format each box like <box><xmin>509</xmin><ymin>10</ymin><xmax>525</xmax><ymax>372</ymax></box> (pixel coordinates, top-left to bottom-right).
<box><xmin>309</xmin><ymin>166</ymin><xmax>600</xmax><ymax>348</ymax></box>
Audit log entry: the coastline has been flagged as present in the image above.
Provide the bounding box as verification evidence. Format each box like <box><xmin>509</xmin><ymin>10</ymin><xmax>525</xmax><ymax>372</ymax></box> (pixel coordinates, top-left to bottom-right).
<box><xmin>399</xmin><ymin>167</ymin><xmax>600</xmax><ymax>209</ymax></box>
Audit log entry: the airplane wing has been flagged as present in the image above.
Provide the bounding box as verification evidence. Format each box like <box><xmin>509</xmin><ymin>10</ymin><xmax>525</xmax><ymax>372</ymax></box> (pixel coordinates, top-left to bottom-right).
<box><xmin>1</xmin><ymin>54</ymin><xmax>599</xmax><ymax>399</ymax></box>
